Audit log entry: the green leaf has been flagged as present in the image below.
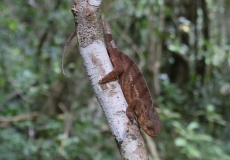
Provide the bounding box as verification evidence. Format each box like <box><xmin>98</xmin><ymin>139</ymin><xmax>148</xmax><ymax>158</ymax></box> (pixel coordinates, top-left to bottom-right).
<box><xmin>175</xmin><ymin>137</ymin><xmax>187</xmax><ymax>147</ymax></box>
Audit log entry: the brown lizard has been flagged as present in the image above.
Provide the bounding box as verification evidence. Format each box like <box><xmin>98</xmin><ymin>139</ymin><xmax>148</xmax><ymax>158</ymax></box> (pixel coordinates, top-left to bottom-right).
<box><xmin>61</xmin><ymin>22</ymin><xmax>161</xmax><ymax>138</ymax></box>
<box><xmin>99</xmin><ymin>22</ymin><xmax>161</xmax><ymax>138</ymax></box>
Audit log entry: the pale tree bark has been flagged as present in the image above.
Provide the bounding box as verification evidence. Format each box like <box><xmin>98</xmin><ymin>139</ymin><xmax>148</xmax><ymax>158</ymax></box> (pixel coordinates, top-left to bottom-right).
<box><xmin>71</xmin><ymin>0</ymin><xmax>148</xmax><ymax>159</ymax></box>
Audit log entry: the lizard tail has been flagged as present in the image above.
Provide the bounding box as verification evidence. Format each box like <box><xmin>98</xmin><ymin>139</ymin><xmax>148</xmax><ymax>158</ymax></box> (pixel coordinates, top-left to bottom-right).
<box><xmin>62</xmin><ymin>31</ymin><xmax>76</xmax><ymax>76</ymax></box>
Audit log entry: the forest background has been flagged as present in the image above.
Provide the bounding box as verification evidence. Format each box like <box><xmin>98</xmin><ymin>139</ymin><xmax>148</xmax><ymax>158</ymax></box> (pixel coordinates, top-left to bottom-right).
<box><xmin>0</xmin><ymin>0</ymin><xmax>229</xmax><ymax>160</ymax></box>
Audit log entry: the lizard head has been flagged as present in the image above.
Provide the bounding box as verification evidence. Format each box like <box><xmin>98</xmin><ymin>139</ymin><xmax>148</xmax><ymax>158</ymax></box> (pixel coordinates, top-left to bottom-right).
<box><xmin>140</xmin><ymin>108</ymin><xmax>161</xmax><ymax>138</ymax></box>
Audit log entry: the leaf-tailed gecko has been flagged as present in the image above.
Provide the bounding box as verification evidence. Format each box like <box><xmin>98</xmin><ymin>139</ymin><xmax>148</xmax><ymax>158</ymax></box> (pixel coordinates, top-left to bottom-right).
<box><xmin>99</xmin><ymin>22</ymin><xmax>161</xmax><ymax>138</ymax></box>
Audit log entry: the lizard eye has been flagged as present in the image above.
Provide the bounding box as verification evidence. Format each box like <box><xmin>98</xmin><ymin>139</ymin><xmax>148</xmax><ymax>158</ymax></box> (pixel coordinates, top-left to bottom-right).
<box><xmin>146</xmin><ymin>123</ymin><xmax>153</xmax><ymax>129</ymax></box>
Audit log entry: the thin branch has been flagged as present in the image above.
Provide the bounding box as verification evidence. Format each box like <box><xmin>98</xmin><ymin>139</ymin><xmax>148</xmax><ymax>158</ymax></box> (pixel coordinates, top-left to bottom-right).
<box><xmin>144</xmin><ymin>133</ymin><xmax>160</xmax><ymax>160</ymax></box>
<box><xmin>58</xmin><ymin>103</ymin><xmax>74</xmax><ymax>150</ymax></box>
<box><xmin>0</xmin><ymin>112</ymin><xmax>39</xmax><ymax>128</ymax></box>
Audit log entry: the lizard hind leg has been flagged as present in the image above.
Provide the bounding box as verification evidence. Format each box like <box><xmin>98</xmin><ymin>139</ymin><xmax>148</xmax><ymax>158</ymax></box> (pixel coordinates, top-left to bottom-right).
<box><xmin>99</xmin><ymin>66</ymin><xmax>123</xmax><ymax>84</ymax></box>
<box><xmin>98</xmin><ymin>45</ymin><xmax>124</xmax><ymax>84</ymax></box>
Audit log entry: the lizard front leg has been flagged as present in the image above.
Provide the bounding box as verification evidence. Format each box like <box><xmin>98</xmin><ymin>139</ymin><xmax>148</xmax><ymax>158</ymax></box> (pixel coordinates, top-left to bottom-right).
<box><xmin>126</xmin><ymin>98</ymin><xmax>145</xmax><ymax>122</ymax></box>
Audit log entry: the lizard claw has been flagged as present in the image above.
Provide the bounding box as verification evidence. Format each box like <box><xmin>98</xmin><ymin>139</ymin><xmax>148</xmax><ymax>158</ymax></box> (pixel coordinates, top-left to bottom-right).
<box><xmin>98</xmin><ymin>77</ymin><xmax>109</xmax><ymax>84</ymax></box>
<box><xmin>129</xmin><ymin>118</ymin><xmax>134</xmax><ymax>123</ymax></box>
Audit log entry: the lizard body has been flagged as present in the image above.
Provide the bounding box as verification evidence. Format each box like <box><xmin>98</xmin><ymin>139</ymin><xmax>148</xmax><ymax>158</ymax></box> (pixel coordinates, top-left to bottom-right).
<box><xmin>99</xmin><ymin>22</ymin><xmax>161</xmax><ymax>138</ymax></box>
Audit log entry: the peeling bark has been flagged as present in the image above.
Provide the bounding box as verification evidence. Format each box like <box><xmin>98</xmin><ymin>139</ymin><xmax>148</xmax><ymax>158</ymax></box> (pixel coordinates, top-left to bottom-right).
<box><xmin>71</xmin><ymin>0</ymin><xmax>148</xmax><ymax>159</ymax></box>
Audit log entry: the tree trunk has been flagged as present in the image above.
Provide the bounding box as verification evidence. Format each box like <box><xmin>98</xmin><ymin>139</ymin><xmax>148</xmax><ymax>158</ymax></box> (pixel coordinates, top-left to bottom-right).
<box><xmin>71</xmin><ymin>0</ymin><xmax>148</xmax><ymax>159</ymax></box>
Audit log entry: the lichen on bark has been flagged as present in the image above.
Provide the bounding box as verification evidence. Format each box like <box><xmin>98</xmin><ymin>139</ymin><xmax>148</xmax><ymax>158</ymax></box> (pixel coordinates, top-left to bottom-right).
<box><xmin>72</xmin><ymin>0</ymin><xmax>104</xmax><ymax>47</ymax></box>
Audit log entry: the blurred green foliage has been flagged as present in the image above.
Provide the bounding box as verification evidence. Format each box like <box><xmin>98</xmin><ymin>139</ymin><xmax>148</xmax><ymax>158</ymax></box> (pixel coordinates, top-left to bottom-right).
<box><xmin>0</xmin><ymin>0</ymin><xmax>230</xmax><ymax>160</ymax></box>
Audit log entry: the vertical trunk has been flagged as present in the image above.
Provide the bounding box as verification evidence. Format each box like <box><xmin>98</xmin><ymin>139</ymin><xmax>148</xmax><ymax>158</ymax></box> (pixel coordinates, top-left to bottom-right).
<box><xmin>225</xmin><ymin>1</ymin><xmax>230</xmax><ymax>45</ymax></box>
<box><xmin>148</xmin><ymin>0</ymin><xmax>165</xmax><ymax>95</ymax></box>
<box><xmin>195</xmin><ymin>0</ymin><xmax>209</xmax><ymax>84</ymax></box>
<box><xmin>71</xmin><ymin>1</ymin><xmax>148</xmax><ymax>159</ymax></box>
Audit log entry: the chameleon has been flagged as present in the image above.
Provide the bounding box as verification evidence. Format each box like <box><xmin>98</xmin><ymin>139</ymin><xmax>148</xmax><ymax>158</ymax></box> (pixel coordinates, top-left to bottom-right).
<box><xmin>99</xmin><ymin>22</ymin><xmax>161</xmax><ymax>138</ymax></box>
<box><xmin>61</xmin><ymin>22</ymin><xmax>161</xmax><ymax>138</ymax></box>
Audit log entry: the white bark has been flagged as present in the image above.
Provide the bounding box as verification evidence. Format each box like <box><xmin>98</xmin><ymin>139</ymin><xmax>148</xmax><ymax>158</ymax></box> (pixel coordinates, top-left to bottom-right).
<box><xmin>79</xmin><ymin>40</ymin><xmax>128</xmax><ymax>142</ymax></box>
<box><xmin>72</xmin><ymin>0</ymin><xmax>148</xmax><ymax>159</ymax></box>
